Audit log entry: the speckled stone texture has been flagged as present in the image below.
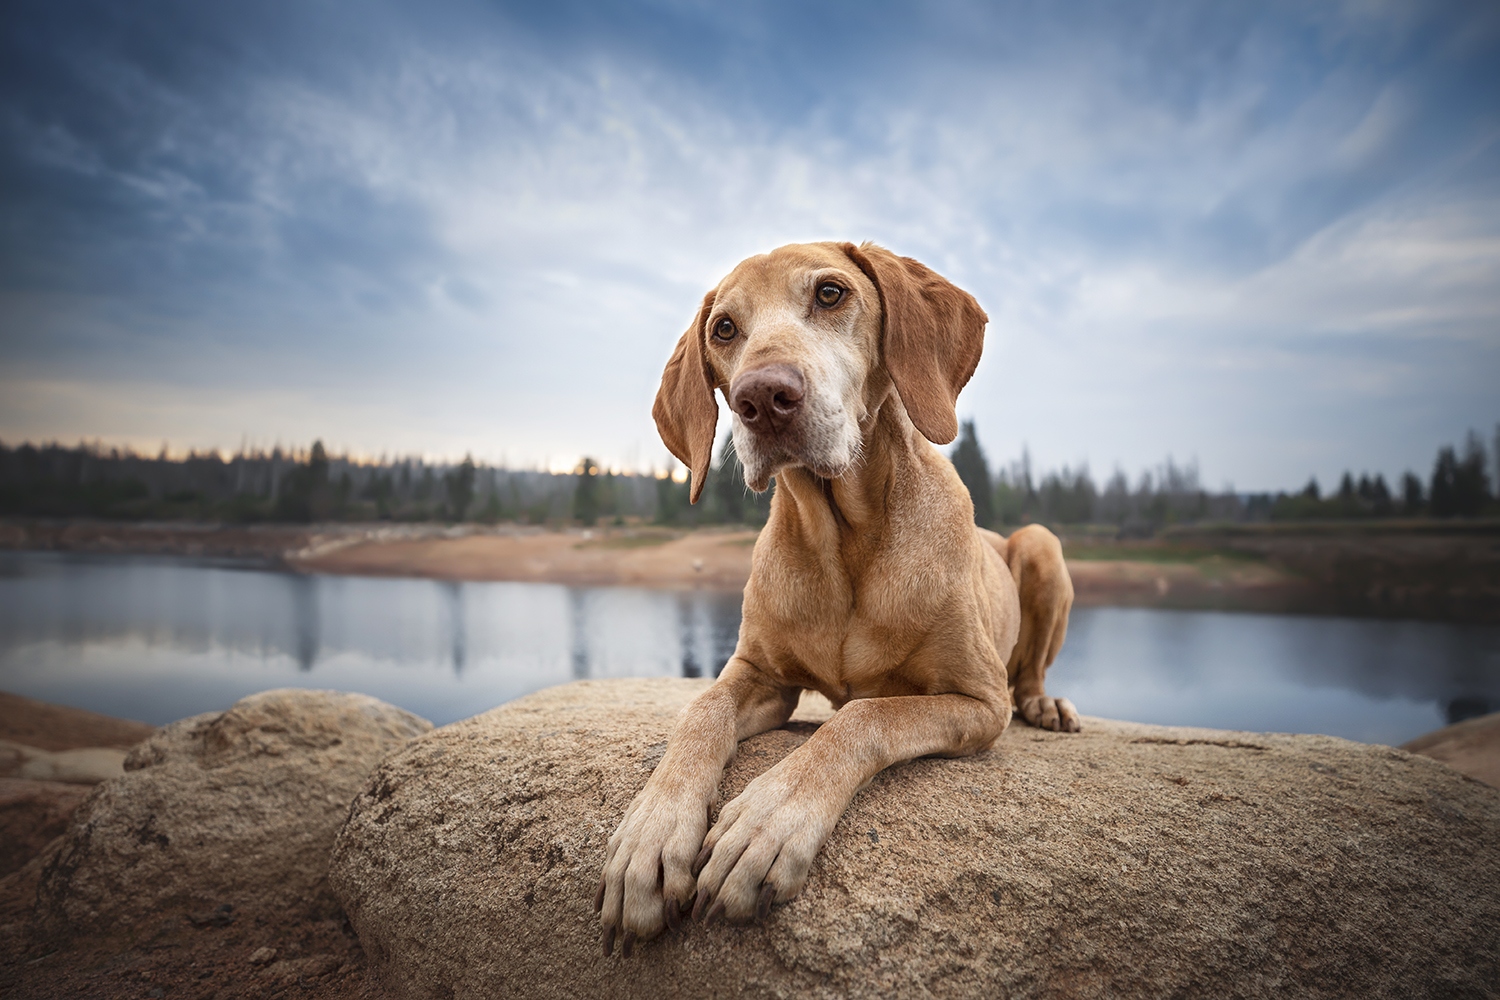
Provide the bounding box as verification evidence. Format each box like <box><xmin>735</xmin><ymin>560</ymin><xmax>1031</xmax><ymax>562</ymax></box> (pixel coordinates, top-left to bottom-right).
<box><xmin>331</xmin><ymin>678</ymin><xmax>1500</xmax><ymax>1000</ymax></box>
<box><xmin>34</xmin><ymin>688</ymin><xmax>432</xmax><ymax>943</ymax></box>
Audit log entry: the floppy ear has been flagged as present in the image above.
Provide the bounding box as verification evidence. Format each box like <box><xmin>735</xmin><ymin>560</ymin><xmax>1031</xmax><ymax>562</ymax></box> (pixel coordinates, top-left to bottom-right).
<box><xmin>841</xmin><ymin>242</ymin><xmax>988</xmax><ymax>445</ymax></box>
<box><xmin>651</xmin><ymin>290</ymin><xmax>719</xmax><ymax>504</ymax></box>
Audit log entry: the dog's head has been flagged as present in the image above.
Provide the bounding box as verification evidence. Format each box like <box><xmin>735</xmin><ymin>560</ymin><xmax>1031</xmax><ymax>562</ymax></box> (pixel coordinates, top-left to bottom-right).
<box><xmin>653</xmin><ymin>241</ymin><xmax>987</xmax><ymax>502</ymax></box>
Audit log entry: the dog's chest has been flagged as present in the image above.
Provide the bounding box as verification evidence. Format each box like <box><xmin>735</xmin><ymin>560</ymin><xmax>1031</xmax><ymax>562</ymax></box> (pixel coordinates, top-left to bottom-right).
<box><xmin>742</xmin><ymin>538</ymin><xmax>959</xmax><ymax>695</ymax></box>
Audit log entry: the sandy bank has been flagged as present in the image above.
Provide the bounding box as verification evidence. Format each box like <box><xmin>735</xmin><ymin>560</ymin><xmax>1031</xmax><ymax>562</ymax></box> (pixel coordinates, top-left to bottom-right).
<box><xmin>293</xmin><ymin>526</ymin><xmax>759</xmax><ymax>591</ymax></box>
<box><xmin>293</xmin><ymin>526</ymin><xmax>1314</xmax><ymax>613</ymax></box>
<box><xmin>0</xmin><ymin>692</ymin><xmax>155</xmax><ymax>753</ymax></box>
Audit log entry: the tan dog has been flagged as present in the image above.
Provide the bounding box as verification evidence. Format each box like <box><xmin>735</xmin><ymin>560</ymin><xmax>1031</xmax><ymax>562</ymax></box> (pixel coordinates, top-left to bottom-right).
<box><xmin>596</xmin><ymin>242</ymin><xmax>1078</xmax><ymax>956</ymax></box>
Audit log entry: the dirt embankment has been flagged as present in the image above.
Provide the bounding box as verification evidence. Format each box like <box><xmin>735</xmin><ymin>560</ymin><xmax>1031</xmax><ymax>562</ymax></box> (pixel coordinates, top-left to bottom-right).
<box><xmin>294</xmin><ymin>526</ymin><xmax>760</xmax><ymax>592</ymax></box>
<box><xmin>4</xmin><ymin>517</ymin><xmax>1497</xmax><ymax>622</ymax></box>
<box><xmin>1095</xmin><ymin>521</ymin><xmax>1500</xmax><ymax>623</ymax></box>
<box><xmin>0</xmin><ymin>692</ymin><xmax>156</xmax><ymax>753</ymax></box>
<box><xmin>296</xmin><ymin>523</ymin><xmax>1500</xmax><ymax>623</ymax></box>
<box><xmin>298</xmin><ymin>528</ymin><xmax>1321</xmax><ymax>612</ymax></box>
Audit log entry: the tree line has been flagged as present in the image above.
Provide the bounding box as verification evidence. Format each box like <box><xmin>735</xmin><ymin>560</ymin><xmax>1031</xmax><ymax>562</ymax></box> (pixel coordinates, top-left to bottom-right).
<box><xmin>2</xmin><ymin>423</ymin><xmax>1495</xmax><ymax>531</ymax></box>
<box><xmin>948</xmin><ymin>422</ymin><xmax>1500</xmax><ymax>533</ymax></box>
<box><xmin>0</xmin><ymin>441</ymin><xmax>649</xmax><ymax>525</ymax></box>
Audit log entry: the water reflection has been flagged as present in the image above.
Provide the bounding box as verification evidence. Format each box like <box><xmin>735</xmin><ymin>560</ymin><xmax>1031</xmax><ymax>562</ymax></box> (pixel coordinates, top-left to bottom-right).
<box><xmin>292</xmin><ymin>574</ymin><xmax>318</xmax><ymax>672</ymax></box>
<box><xmin>1056</xmin><ymin>608</ymin><xmax>1500</xmax><ymax>744</ymax></box>
<box><xmin>569</xmin><ymin>589</ymin><xmax>589</xmax><ymax>680</ymax></box>
<box><xmin>678</xmin><ymin>592</ymin><xmax>701</xmax><ymax>679</ymax></box>
<box><xmin>675</xmin><ymin>591</ymin><xmax>743</xmax><ymax>679</ymax></box>
<box><xmin>0</xmin><ymin>551</ymin><xmax>1496</xmax><ymax>744</ymax></box>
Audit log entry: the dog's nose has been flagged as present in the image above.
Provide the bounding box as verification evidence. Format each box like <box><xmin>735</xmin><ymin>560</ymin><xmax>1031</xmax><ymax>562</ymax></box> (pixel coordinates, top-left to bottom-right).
<box><xmin>731</xmin><ymin>364</ymin><xmax>805</xmax><ymax>434</ymax></box>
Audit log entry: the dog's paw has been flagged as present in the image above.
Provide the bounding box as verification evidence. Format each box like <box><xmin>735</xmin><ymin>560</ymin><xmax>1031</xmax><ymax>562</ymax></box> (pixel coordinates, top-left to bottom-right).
<box><xmin>1019</xmin><ymin>695</ymin><xmax>1081</xmax><ymax>733</ymax></box>
<box><xmin>597</xmin><ymin>787</ymin><xmax>707</xmax><ymax>956</ymax></box>
<box><xmin>690</xmin><ymin>763</ymin><xmax>841</xmax><ymax>925</ymax></box>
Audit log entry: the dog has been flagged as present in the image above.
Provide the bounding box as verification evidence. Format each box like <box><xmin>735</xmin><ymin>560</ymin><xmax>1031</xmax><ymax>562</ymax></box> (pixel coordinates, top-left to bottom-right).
<box><xmin>595</xmin><ymin>241</ymin><xmax>1078</xmax><ymax>956</ymax></box>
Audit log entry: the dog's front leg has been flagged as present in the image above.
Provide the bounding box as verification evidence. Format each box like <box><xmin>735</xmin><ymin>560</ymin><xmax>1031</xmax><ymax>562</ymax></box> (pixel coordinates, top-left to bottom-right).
<box><xmin>597</xmin><ymin>659</ymin><xmax>797</xmax><ymax>955</ymax></box>
<box><xmin>692</xmin><ymin>691</ymin><xmax>1009</xmax><ymax>924</ymax></box>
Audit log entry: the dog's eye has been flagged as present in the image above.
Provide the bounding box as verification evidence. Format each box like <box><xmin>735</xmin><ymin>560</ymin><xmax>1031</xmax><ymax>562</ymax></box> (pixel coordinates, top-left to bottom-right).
<box><xmin>815</xmin><ymin>283</ymin><xmax>844</xmax><ymax>307</ymax></box>
<box><xmin>711</xmin><ymin>317</ymin><xmax>737</xmax><ymax>342</ymax></box>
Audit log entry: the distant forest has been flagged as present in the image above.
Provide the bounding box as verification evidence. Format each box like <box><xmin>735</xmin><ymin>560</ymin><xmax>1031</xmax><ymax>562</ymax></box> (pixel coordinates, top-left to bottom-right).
<box><xmin>1</xmin><ymin>424</ymin><xmax>1496</xmax><ymax>534</ymax></box>
<box><xmin>949</xmin><ymin>423</ymin><xmax>1499</xmax><ymax>534</ymax></box>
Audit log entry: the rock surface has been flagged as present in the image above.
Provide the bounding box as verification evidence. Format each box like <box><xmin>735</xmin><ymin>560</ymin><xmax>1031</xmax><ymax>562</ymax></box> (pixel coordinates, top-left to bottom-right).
<box><xmin>332</xmin><ymin>678</ymin><xmax>1500</xmax><ymax>1000</ymax></box>
<box><xmin>34</xmin><ymin>688</ymin><xmax>432</xmax><ymax>943</ymax></box>
<box><xmin>1403</xmin><ymin>710</ymin><xmax>1500</xmax><ymax>788</ymax></box>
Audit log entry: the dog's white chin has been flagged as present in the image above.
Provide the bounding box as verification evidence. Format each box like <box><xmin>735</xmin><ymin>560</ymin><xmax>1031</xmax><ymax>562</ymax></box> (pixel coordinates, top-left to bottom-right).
<box><xmin>733</xmin><ymin>411</ymin><xmax>862</xmax><ymax>493</ymax></box>
<box><xmin>740</xmin><ymin>458</ymin><xmax>853</xmax><ymax>493</ymax></box>
<box><xmin>735</xmin><ymin>434</ymin><xmax>858</xmax><ymax>492</ymax></box>
<box><xmin>736</xmin><ymin>447</ymin><xmax>783</xmax><ymax>493</ymax></box>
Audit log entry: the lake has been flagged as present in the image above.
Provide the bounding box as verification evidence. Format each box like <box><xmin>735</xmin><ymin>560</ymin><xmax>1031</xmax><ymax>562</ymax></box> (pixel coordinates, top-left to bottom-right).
<box><xmin>1</xmin><ymin>550</ymin><xmax>1497</xmax><ymax>746</ymax></box>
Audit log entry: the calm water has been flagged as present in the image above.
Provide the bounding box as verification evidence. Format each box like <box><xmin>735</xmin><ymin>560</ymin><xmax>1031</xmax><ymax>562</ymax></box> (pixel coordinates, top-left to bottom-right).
<box><xmin>1</xmin><ymin>551</ymin><xmax>1497</xmax><ymax>746</ymax></box>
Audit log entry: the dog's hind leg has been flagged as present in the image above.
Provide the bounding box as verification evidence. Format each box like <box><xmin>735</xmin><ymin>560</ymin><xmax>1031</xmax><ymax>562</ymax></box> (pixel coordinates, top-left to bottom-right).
<box><xmin>990</xmin><ymin>524</ymin><xmax>1080</xmax><ymax>733</ymax></box>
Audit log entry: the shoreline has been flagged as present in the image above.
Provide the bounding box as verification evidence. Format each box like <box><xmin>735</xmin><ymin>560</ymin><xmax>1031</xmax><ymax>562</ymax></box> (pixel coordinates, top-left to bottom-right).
<box><xmin>3</xmin><ymin>517</ymin><xmax>1497</xmax><ymax>622</ymax></box>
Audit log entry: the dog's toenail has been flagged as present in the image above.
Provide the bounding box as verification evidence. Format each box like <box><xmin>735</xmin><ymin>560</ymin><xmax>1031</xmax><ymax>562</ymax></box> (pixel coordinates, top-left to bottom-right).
<box><xmin>757</xmin><ymin>883</ymin><xmax>775</xmax><ymax>921</ymax></box>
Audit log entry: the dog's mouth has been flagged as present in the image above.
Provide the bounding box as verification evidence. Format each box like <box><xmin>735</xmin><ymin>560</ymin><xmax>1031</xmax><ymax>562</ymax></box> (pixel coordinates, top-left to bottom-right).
<box><xmin>733</xmin><ymin>424</ymin><xmax>858</xmax><ymax>492</ymax></box>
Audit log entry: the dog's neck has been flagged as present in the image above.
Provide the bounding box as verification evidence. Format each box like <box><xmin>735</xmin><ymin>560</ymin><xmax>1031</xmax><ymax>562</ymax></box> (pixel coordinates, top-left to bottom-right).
<box><xmin>771</xmin><ymin>389</ymin><xmax>928</xmax><ymax>554</ymax></box>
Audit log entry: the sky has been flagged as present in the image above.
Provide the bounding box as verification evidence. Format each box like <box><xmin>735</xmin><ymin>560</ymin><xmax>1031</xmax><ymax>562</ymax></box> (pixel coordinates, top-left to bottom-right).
<box><xmin>1</xmin><ymin>0</ymin><xmax>1497</xmax><ymax>491</ymax></box>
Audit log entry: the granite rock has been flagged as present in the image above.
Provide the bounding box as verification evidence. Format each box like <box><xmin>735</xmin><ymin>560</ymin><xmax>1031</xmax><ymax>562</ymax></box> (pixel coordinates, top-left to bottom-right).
<box><xmin>331</xmin><ymin>678</ymin><xmax>1500</xmax><ymax>1000</ymax></box>
<box><xmin>34</xmin><ymin>688</ymin><xmax>432</xmax><ymax>942</ymax></box>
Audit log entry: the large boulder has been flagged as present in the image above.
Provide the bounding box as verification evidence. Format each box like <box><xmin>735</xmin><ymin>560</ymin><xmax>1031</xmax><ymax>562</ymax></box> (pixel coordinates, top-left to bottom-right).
<box><xmin>331</xmin><ymin>678</ymin><xmax>1500</xmax><ymax>1000</ymax></box>
<box><xmin>34</xmin><ymin>688</ymin><xmax>431</xmax><ymax>943</ymax></box>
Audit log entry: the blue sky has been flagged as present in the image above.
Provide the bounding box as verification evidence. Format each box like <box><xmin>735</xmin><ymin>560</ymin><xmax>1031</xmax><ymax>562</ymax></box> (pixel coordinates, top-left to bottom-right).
<box><xmin>1</xmin><ymin>0</ymin><xmax>1496</xmax><ymax>490</ymax></box>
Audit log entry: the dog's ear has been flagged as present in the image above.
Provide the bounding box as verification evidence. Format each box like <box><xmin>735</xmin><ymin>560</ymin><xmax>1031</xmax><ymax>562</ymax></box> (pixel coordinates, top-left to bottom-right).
<box><xmin>842</xmin><ymin>242</ymin><xmax>987</xmax><ymax>446</ymax></box>
<box><xmin>652</xmin><ymin>290</ymin><xmax>719</xmax><ymax>504</ymax></box>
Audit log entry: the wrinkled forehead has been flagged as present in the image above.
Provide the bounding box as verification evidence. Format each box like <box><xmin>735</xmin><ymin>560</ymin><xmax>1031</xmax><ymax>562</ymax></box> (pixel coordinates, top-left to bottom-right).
<box><xmin>714</xmin><ymin>242</ymin><xmax>875</xmax><ymax>319</ymax></box>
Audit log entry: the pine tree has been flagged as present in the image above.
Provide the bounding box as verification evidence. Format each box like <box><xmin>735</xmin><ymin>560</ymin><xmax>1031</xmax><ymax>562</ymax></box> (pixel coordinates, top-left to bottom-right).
<box><xmin>1455</xmin><ymin>431</ymin><xmax>1491</xmax><ymax>516</ymax></box>
<box><xmin>950</xmin><ymin>420</ymin><xmax>995</xmax><ymax>527</ymax></box>
<box><xmin>446</xmin><ymin>455</ymin><xmax>476</xmax><ymax>522</ymax></box>
<box><xmin>1400</xmin><ymin>472</ymin><xmax>1424</xmax><ymax>514</ymax></box>
<box><xmin>1431</xmin><ymin>446</ymin><xmax>1459</xmax><ymax>517</ymax></box>
<box><xmin>572</xmin><ymin>457</ymin><xmax>600</xmax><ymax>525</ymax></box>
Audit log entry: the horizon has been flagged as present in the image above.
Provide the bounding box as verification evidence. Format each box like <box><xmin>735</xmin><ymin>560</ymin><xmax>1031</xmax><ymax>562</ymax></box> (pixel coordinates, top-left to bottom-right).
<box><xmin>2</xmin><ymin>0</ymin><xmax>1498</xmax><ymax>494</ymax></box>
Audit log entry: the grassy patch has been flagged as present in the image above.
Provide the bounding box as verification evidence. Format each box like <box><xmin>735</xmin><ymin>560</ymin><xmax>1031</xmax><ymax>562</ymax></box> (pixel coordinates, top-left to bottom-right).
<box><xmin>574</xmin><ymin>531</ymin><xmax>680</xmax><ymax>550</ymax></box>
<box><xmin>1064</xmin><ymin>543</ymin><xmax>1265</xmax><ymax>565</ymax></box>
